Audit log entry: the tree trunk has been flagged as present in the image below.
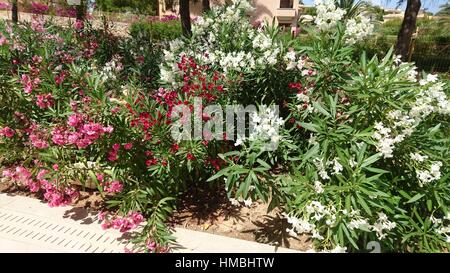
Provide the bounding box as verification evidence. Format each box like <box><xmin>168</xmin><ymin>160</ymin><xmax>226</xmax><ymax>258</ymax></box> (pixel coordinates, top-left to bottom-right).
<box><xmin>76</xmin><ymin>0</ymin><xmax>85</xmax><ymax>21</ymax></box>
<box><xmin>202</xmin><ymin>0</ymin><xmax>211</xmax><ymax>12</ymax></box>
<box><xmin>180</xmin><ymin>0</ymin><xmax>191</xmax><ymax>37</ymax></box>
<box><xmin>12</xmin><ymin>0</ymin><xmax>18</xmax><ymax>23</ymax></box>
<box><xmin>395</xmin><ymin>0</ymin><xmax>421</xmax><ymax>62</ymax></box>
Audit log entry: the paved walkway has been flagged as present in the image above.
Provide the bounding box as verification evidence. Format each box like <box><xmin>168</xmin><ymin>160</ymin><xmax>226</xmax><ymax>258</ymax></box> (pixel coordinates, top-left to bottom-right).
<box><xmin>0</xmin><ymin>194</ymin><xmax>299</xmax><ymax>253</ymax></box>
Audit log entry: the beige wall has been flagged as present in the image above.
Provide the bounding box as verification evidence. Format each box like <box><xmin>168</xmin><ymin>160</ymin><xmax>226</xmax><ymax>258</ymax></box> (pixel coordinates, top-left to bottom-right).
<box><xmin>163</xmin><ymin>0</ymin><xmax>299</xmax><ymax>27</ymax></box>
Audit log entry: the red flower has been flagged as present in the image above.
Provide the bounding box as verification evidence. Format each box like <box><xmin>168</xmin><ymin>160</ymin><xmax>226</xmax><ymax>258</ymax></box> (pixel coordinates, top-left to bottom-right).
<box><xmin>186</xmin><ymin>153</ymin><xmax>195</xmax><ymax>161</ymax></box>
<box><xmin>171</xmin><ymin>143</ymin><xmax>179</xmax><ymax>153</ymax></box>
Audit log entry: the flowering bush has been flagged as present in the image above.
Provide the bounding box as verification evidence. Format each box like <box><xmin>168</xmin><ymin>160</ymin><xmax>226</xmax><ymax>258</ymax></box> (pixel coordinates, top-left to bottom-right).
<box><xmin>0</xmin><ymin>0</ymin><xmax>449</xmax><ymax>253</ymax></box>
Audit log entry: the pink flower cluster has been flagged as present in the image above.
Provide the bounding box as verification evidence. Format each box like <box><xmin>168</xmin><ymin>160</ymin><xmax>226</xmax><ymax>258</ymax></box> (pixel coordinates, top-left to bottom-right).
<box><xmin>21</xmin><ymin>74</ymin><xmax>41</xmax><ymax>94</ymax></box>
<box><xmin>108</xmin><ymin>143</ymin><xmax>120</xmax><ymax>162</ymax></box>
<box><xmin>36</xmin><ymin>93</ymin><xmax>54</xmax><ymax>109</ymax></box>
<box><xmin>74</xmin><ymin>20</ymin><xmax>84</xmax><ymax>30</ymax></box>
<box><xmin>30</xmin><ymin>2</ymin><xmax>49</xmax><ymax>15</ymax></box>
<box><xmin>0</xmin><ymin>126</ymin><xmax>15</xmax><ymax>138</ymax></box>
<box><xmin>28</xmin><ymin>124</ymin><xmax>49</xmax><ymax>149</ymax></box>
<box><xmin>0</xmin><ymin>33</ymin><xmax>7</xmax><ymax>46</ymax></box>
<box><xmin>104</xmin><ymin>180</ymin><xmax>123</xmax><ymax>193</ymax></box>
<box><xmin>49</xmin><ymin>114</ymin><xmax>113</xmax><ymax>149</ymax></box>
<box><xmin>0</xmin><ymin>2</ymin><xmax>10</xmax><ymax>10</ymax></box>
<box><xmin>41</xmin><ymin>179</ymin><xmax>79</xmax><ymax>207</ymax></box>
<box><xmin>2</xmin><ymin>166</ymin><xmax>79</xmax><ymax>207</ymax></box>
<box><xmin>30</xmin><ymin>16</ymin><xmax>46</xmax><ymax>32</ymax></box>
<box><xmin>99</xmin><ymin>211</ymin><xmax>144</xmax><ymax>233</ymax></box>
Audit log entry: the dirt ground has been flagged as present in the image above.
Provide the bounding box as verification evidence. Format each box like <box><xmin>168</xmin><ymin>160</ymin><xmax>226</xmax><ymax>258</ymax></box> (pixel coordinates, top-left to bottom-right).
<box><xmin>0</xmin><ymin>179</ymin><xmax>311</xmax><ymax>251</ymax></box>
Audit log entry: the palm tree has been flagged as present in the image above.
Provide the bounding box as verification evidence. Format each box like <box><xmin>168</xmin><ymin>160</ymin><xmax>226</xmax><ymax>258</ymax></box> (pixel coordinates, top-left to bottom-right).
<box><xmin>394</xmin><ymin>0</ymin><xmax>421</xmax><ymax>61</ymax></box>
<box><xmin>12</xmin><ymin>0</ymin><xmax>18</xmax><ymax>23</ymax></box>
<box><xmin>180</xmin><ymin>0</ymin><xmax>191</xmax><ymax>37</ymax></box>
<box><xmin>335</xmin><ymin>0</ymin><xmax>367</xmax><ymax>18</ymax></box>
<box><xmin>436</xmin><ymin>2</ymin><xmax>450</xmax><ymax>16</ymax></box>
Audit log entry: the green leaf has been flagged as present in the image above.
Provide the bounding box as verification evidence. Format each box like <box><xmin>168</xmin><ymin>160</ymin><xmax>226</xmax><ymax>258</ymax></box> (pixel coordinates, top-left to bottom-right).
<box><xmin>406</xmin><ymin>193</ymin><xmax>425</xmax><ymax>204</ymax></box>
<box><xmin>361</xmin><ymin>153</ymin><xmax>381</xmax><ymax>168</ymax></box>
<box><xmin>299</xmin><ymin>122</ymin><xmax>319</xmax><ymax>133</ymax></box>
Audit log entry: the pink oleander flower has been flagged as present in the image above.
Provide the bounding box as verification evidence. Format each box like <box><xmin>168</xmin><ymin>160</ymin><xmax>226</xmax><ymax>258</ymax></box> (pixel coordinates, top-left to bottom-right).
<box><xmin>98</xmin><ymin>211</ymin><xmax>107</xmax><ymax>221</ymax></box>
<box><xmin>103</xmin><ymin>126</ymin><xmax>114</xmax><ymax>134</ymax></box>
<box><xmin>96</xmin><ymin>173</ymin><xmax>104</xmax><ymax>182</ymax></box>
<box><xmin>37</xmin><ymin>169</ymin><xmax>49</xmax><ymax>180</ymax></box>
<box><xmin>31</xmin><ymin>2</ymin><xmax>49</xmax><ymax>14</ymax></box>
<box><xmin>101</xmin><ymin>222</ymin><xmax>111</xmax><ymax>230</ymax></box>
<box><xmin>146</xmin><ymin>241</ymin><xmax>156</xmax><ymax>252</ymax></box>
<box><xmin>2</xmin><ymin>169</ymin><xmax>13</xmax><ymax>178</ymax></box>
<box><xmin>0</xmin><ymin>2</ymin><xmax>10</xmax><ymax>10</ymax></box>
<box><xmin>105</xmin><ymin>180</ymin><xmax>123</xmax><ymax>193</ymax></box>
<box><xmin>36</xmin><ymin>93</ymin><xmax>53</xmax><ymax>109</ymax></box>
<box><xmin>129</xmin><ymin>211</ymin><xmax>144</xmax><ymax>225</ymax></box>
<box><xmin>30</xmin><ymin>16</ymin><xmax>46</xmax><ymax>32</ymax></box>
<box><xmin>65</xmin><ymin>187</ymin><xmax>79</xmax><ymax>199</ymax></box>
<box><xmin>15</xmin><ymin>166</ymin><xmax>32</xmax><ymax>180</ymax></box>
<box><xmin>67</xmin><ymin>114</ymin><xmax>81</xmax><ymax>127</ymax></box>
<box><xmin>29</xmin><ymin>132</ymin><xmax>49</xmax><ymax>149</ymax></box>
<box><xmin>107</xmin><ymin>150</ymin><xmax>118</xmax><ymax>162</ymax></box>
<box><xmin>124</xmin><ymin>143</ymin><xmax>133</xmax><ymax>150</ymax></box>
<box><xmin>0</xmin><ymin>34</ymin><xmax>8</xmax><ymax>46</ymax></box>
<box><xmin>112</xmin><ymin>143</ymin><xmax>120</xmax><ymax>151</ymax></box>
<box><xmin>27</xmin><ymin>180</ymin><xmax>40</xmax><ymax>192</ymax></box>
<box><xmin>74</xmin><ymin>20</ymin><xmax>84</xmax><ymax>30</ymax></box>
<box><xmin>82</xmin><ymin>122</ymin><xmax>105</xmax><ymax>140</ymax></box>
<box><xmin>32</xmin><ymin>55</ymin><xmax>43</xmax><ymax>63</ymax></box>
<box><xmin>0</xmin><ymin>126</ymin><xmax>15</xmax><ymax>138</ymax></box>
<box><xmin>52</xmin><ymin>164</ymin><xmax>59</xmax><ymax>171</ymax></box>
<box><xmin>51</xmin><ymin>127</ymin><xmax>68</xmax><ymax>146</ymax></box>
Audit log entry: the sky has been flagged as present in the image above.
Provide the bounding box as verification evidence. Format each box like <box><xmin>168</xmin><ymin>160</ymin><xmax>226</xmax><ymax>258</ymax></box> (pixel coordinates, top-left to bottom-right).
<box><xmin>302</xmin><ymin>0</ymin><xmax>449</xmax><ymax>14</ymax></box>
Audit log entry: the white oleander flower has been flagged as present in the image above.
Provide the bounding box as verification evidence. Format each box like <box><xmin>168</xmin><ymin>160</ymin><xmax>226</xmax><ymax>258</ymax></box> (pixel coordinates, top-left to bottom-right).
<box><xmin>331</xmin><ymin>158</ymin><xmax>343</xmax><ymax>175</ymax></box>
<box><xmin>372</xmin><ymin>212</ymin><xmax>396</xmax><ymax>240</ymax></box>
<box><xmin>314</xmin><ymin>180</ymin><xmax>324</xmax><ymax>194</ymax></box>
<box><xmin>314</xmin><ymin>0</ymin><xmax>346</xmax><ymax>31</ymax></box>
<box><xmin>344</xmin><ymin>15</ymin><xmax>373</xmax><ymax>44</ymax></box>
<box><xmin>410</xmin><ymin>152</ymin><xmax>428</xmax><ymax>162</ymax></box>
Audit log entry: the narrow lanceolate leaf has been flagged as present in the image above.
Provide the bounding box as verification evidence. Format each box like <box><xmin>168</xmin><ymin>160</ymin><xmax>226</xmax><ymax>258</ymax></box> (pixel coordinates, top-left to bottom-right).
<box><xmin>406</xmin><ymin>193</ymin><xmax>425</xmax><ymax>204</ymax></box>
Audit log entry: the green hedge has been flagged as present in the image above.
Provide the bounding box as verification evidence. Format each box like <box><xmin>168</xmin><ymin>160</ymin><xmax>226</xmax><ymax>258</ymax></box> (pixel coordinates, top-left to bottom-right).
<box><xmin>129</xmin><ymin>20</ymin><xmax>182</xmax><ymax>42</ymax></box>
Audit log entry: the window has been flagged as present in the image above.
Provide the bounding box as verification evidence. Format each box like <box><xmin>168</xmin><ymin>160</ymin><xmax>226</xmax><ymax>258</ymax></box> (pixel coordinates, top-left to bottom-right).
<box><xmin>280</xmin><ymin>0</ymin><xmax>294</xmax><ymax>9</ymax></box>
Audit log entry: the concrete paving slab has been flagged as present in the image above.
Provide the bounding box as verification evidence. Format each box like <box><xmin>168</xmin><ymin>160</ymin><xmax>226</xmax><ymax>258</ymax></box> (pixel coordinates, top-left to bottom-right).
<box><xmin>0</xmin><ymin>194</ymin><xmax>301</xmax><ymax>253</ymax></box>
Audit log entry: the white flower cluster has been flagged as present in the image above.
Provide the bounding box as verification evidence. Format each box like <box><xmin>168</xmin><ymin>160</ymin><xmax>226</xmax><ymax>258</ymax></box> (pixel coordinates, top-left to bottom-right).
<box><xmin>218</xmin><ymin>51</ymin><xmax>256</xmax><ymax>72</ymax></box>
<box><xmin>372</xmin><ymin>212</ymin><xmax>397</xmax><ymax>240</ymax></box>
<box><xmin>415</xmin><ymin>161</ymin><xmax>442</xmax><ymax>187</ymax></box>
<box><xmin>411</xmin><ymin>81</ymin><xmax>450</xmax><ymax>118</ymax></box>
<box><xmin>229</xmin><ymin>196</ymin><xmax>253</xmax><ymax>207</ymax></box>
<box><xmin>314</xmin><ymin>180</ymin><xmax>324</xmax><ymax>194</ymax></box>
<box><xmin>99</xmin><ymin>56</ymin><xmax>123</xmax><ymax>82</ymax></box>
<box><xmin>373</xmin><ymin>73</ymin><xmax>449</xmax><ymax>159</ymax></box>
<box><xmin>313</xmin><ymin>157</ymin><xmax>343</xmax><ymax>179</ymax></box>
<box><xmin>314</xmin><ymin>0</ymin><xmax>346</xmax><ymax>31</ymax></box>
<box><xmin>160</xmin><ymin>0</ymin><xmax>283</xmax><ymax>83</ymax></box>
<box><xmin>306</xmin><ymin>245</ymin><xmax>348</xmax><ymax>253</ymax></box>
<box><xmin>431</xmin><ymin>213</ymin><xmax>450</xmax><ymax>243</ymax></box>
<box><xmin>284</xmin><ymin>50</ymin><xmax>306</xmax><ymax>71</ymax></box>
<box><xmin>235</xmin><ymin>105</ymin><xmax>285</xmax><ymax>147</ymax></box>
<box><xmin>286</xmin><ymin>204</ymin><xmax>397</xmax><ymax>245</ymax></box>
<box><xmin>284</xmin><ymin>201</ymin><xmax>337</xmax><ymax>241</ymax></box>
<box><xmin>372</xmin><ymin>122</ymin><xmax>405</xmax><ymax>158</ymax></box>
<box><xmin>313</xmin><ymin>158</ymin><xmax>330</xmax><ymax>180</ymax></box>
<box><xmin>410</xmin><ymin>152</ymin><xmax>428</xmax><ymax>162</ymax></box>
<box><xmin>344</xmin><ymin>15</ymin><xmax>374</xmax><ymax>45</ymax></box>
<box><xmin>346</xmin><ymin>210</ymin><xmax>396</xmax><ymax>240</ymax></box>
